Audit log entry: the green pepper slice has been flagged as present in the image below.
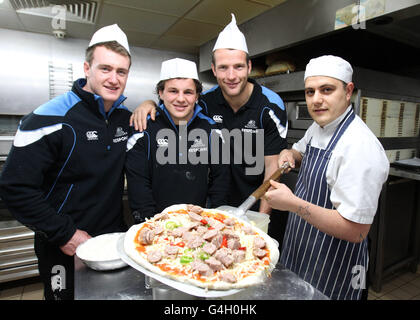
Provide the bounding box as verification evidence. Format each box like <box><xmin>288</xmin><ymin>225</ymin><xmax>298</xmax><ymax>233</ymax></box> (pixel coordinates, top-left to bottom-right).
<box><xmin>198</xmin><ymin>251</ymin><xmax>210</xmax><ymax>261</ymax></box>
<box><xmin>180</xmin><ymin>255</ymin><xmax>194</xmax><ymax>264</ymax></box>
<box><xmin>165</xmin><ymin>221</ymin><xmax>181</xmax><ymax>230</ymax></box>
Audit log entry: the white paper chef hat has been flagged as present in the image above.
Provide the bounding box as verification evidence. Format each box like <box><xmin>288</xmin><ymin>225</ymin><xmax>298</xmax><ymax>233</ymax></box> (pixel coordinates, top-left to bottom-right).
<box><xmin>213</xmin><ymin>13</ymin><xmax>248</xmax><ymax>53</ymax></box>
<box><xmin>89</xmin><ymin>24</ymin><xmax>130</xmax><ymax>54</ymax></box>
<box><xmin>159</xmin><ymin>58</ymin><xmax>199</xmax><ymax>81</ymax></box>
<box><xmin>304</xmin><ymin>55</ymin><xmax>353</xmax><ymax>83</ymax></box>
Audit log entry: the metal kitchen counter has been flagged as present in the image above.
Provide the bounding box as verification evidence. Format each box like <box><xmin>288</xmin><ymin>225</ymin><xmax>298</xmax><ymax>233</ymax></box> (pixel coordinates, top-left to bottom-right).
<box><xmin>74</xmin><ymin>256</ymin><xmax>328</xmax><ymax>300</ymax></box>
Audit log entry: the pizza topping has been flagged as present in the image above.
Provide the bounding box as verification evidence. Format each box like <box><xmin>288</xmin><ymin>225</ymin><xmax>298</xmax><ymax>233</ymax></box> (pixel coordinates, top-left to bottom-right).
<box><xmin>187</xmin><ymin>204</ymin><xmax>203</xmax><ymax>215</ymax></box>
<box><xmin>138</xmin><ymin>228</ymin><xmax>155</xmax><ymax>245</ymax></box>
<box><xmin>211</xmin><ymin>234</ymin><xmax>224</xmax><ymax>249</ymax></box>
<box><xmin>232</xmin><ymin>249</ymin><xmax>246</xmax><ymax>263</ymax></box>
<box><xmin>205</xmin><ymin>257</ymin><xmax>224</xmax><ymax>271</ymax></box>
<box><xmin>223</xmin><ymin>217</ymin><xmax>236</xmax><ymax>226</ymax></box>
<box><xmin>152</xmin><ymin>225</ymin><xmax>164</xmax><ymax>235</ymax></box>
<box><xmin>165</xmin><ymin>221</ymin><xmax>182</xmax><ymax>230</ymax></box>
<box><xmin>154</xmin><ymin>212</ymin><xmax>169</xmax><ymax>220</ymax></box>
<box><xmin>185</xmin><ymin>234</ymin><xmax>205</xmax><ymax>249</ymax></box>
<box><xmin>227</xmin><ymin>238</ymin><xmax>241</xmax><ymax>250</ymax></box>
<box><xmin>147</xmin><ymin>250</ymin><xmax>162</xmax><ymax>263</ymax></box>
<box><xmin>222</xmin><ymin>229</ymin><xmax>240</xmax><ymax>241</ymax></box>
<box><xmin>197</xmin><ymin>251</ymin><xmax>211</xmax><ymax>261</ymax></box>
<box><xmin>219</xmin><ymin>272</ymin><xmax>237</xmax><ymax>283</ymax></box>
<box><xmin>242</xmin><ymin>224</ymin><xmax>255</xmax><ymax>235</ymax></box>
<box><xmin>180</xmin><ymin>255</ymin><xmax>194</xmax><ymax>264</ymax></box>
<box><xmin>214</xmin><ymin>248</ymin><xmax>234</xmax><ymax>268</ymax></box>
<box><xmin>253</xmin><ymin>236</ymin><xmax>266</xmax><ymax>249</ymax></box>
<box><xmin>205</xmin><ymin>218</ymin><xmax>224</xmax><ymax>231</ymax></box>
<box><xmin>188</xmin><ymin>211</ymin><xmax>203</xmax><ymax>222</ymax></box>
<box><xmin>202</xmin><ymin>242</ymin><xmax>217</xmax><ymax>255</ymax></box>
<box><xmin>253</xmin><ymin>248</ymin><xmax>267</xmax><ymax>258</ymax></box>
<box><xmin>196</xmin><ymin>226</ymin><xmax>208</xmax><ymax>236</ymax></box>
<box><xmin>164</xmin><ymin>245</ymin><xmax>179</xmax><ymax>257</ymax></box>
<box><xmin>202</xmin><ymin>228</ymin><xmax>219</xmax><ymax>241</ymax></box>
<box><xmin>129</xmin><ymin>205</ymin><xmax>278</xmax><ymax>289</ymax></box>
<box><xmin>191</xmin><ymin>260</ymin><xmax>214</xmax><ymax>277</ymax></box>
<box><xmin>168</xmin><ymin>226</ymin><xmax>188</xmax><ymax>238</ymax></box>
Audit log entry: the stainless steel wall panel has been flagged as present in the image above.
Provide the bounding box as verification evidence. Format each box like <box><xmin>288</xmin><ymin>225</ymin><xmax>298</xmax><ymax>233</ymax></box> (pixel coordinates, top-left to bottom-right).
<box><xmin>0</xmin><ymin>28</ymin><xmax>208</xmax><ymax>115</ymax></box>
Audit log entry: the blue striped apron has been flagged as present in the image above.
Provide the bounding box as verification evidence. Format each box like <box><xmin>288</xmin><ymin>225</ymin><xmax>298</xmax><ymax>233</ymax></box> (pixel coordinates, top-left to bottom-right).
<box><xmin>280</xmin><ymin>109</ymin><xmax>368</xmax><ymax>300</ymax></box>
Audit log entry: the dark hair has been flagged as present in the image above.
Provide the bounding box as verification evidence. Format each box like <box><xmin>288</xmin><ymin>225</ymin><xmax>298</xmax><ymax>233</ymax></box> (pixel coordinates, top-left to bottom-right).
<box><xmin>155</xmin><ymin>78</ymin><xmax>203</xmax><ymax>96</ymax></box>
<box><xmin>85</xmin><ymin>41</ymin><xmax>131</xmax><ymax>68</ymax></box>
<box><xmin>211</xmin><ymin>49</ymin><xmax>250</xmax><ymax>66</ymax></box>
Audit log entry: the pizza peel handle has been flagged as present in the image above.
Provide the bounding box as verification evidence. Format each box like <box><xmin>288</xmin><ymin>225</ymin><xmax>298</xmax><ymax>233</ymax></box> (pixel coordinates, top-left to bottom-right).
<box><xmin>234</xmin><ymin>162</ymin><xmax>290</xmax><ymax>217</ymax></box>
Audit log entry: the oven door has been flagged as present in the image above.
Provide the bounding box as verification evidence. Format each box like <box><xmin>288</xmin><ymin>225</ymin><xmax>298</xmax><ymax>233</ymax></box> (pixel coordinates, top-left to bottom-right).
<box><xmin>287</xmin><ymin>101</ymin><xmax>313</xmax><ymax>130</ymax></box>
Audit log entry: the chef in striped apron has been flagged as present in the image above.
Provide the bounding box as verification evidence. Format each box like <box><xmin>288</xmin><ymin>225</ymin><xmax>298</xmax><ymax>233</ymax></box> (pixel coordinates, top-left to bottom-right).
<box><xmin>265</xmin><ymin>55</ymin><xmax>389</xmax><ymax>300</ymax></box>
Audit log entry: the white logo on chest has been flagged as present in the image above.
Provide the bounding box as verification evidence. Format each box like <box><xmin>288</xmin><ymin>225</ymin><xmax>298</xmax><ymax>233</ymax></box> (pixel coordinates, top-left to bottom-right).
<box><xmin>86</xmin><ymin>131</ymin><xmax>98</xmax><ymax>141</ymax></box>
<box><xmin>213</xmin><ymin>115</ymin><xmax>223</xmax><ymax>123</ymax></box>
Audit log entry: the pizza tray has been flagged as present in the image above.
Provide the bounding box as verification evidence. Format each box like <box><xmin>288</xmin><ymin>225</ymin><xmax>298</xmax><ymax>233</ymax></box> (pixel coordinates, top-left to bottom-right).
<box><xmin>117</xmin><ymin>234</ymin><xmax>243</xmax><ymax>298</ymax></box>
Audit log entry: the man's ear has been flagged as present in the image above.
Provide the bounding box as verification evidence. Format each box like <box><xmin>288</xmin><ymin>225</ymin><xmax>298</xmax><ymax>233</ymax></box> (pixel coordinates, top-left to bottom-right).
<box><xmin>83</xmin><ymin>61</ymin><xmax>90</xmax><ymax>78</ymax></box>
<box><xmin>211</xmin><ymin>63</ymin><xmax>216</xmax><ymax>77</ymax></box>
<box><xmin>247</xmin><ymin>59</ymin><xmax>252</xmax><ymax>75</ymax></box>
<box><xmin>346</xmin><ymin>82</ymin><xmax>355</xmax><ymax>101</ymax></box>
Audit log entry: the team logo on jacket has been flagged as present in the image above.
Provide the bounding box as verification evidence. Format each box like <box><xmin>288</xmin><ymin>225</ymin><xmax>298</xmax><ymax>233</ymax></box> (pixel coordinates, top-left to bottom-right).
<box><xmin>157</xmin><ymin>138</ymin><xmax>169</xmax><ymax>147</ymax></box>
<box><xmin>113</xmin><ymin>127</ymin><xmax>128</xmax><ymax>143</ymax></box>
<box><xmin>86</xmin><ymin>131</ymin><xmax>98</xmax><ymax>141</ymax></box>
<box><xmin>188</xmin><ymin>137</ymin><xmax>207</xmax><ymax>153</ymax></box>
<box><xmin>212</xmin><ymin>115</ymin><xmax>223</xmax><ymax>123</ymax></box>
<box><xmin>242</xmin><ymin>119</ymin><xmax>258</xmax><ymax>133</ymax></box>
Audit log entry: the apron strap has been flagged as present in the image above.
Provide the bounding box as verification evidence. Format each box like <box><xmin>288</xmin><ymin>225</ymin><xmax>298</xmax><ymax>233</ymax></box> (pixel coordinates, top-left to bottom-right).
<box><xmin>325</xmin><ymin>108</ymin><xmax>355</xmax><ymax>152</ymax></box>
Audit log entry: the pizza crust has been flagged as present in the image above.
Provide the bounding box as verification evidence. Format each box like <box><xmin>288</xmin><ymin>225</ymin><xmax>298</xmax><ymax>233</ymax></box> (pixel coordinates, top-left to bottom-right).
<box><xmin>124</xmin><ymin>204</ymin><xmax>279</xmax><ymax>290</ymax></box>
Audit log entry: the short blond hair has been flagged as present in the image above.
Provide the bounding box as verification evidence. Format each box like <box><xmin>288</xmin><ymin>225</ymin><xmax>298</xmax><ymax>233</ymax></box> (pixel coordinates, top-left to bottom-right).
<box><xmin>85</xmin><ymin>41</ymin><xmax>131</xmax><ymax>68</ymax></box>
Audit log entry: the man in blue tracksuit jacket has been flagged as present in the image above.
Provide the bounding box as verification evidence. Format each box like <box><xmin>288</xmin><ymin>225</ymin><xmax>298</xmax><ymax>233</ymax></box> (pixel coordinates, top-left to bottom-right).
<box><xmin>0</xmin><ymin>24</ymin><xmax>132</xmax><ymax>300</ymax></box>
<box><xmin>126</xmin><ymin>103</ymin><xmax>230</xmax><ymax>222</ymax></box>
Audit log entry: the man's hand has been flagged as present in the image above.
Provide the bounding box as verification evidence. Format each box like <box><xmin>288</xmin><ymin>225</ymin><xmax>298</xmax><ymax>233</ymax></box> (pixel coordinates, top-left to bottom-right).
<box><xmin>264</xmin><ymin>180</ymin><xmax>296</xmax><ymax>212</ymax></box>
<box><xmin>129</xmin><ymin>100</ymin><xmax>157</xmax><ymax>131</ymax></box>
<box><xmin>59</xmin><ymin>229</ymin><xmax>91</xmax><ymax>256</ymax></box>
<box><xmin>278</xmin><ymin>149</ymin><xmax>301</xmax><ymax>172</ymax></box>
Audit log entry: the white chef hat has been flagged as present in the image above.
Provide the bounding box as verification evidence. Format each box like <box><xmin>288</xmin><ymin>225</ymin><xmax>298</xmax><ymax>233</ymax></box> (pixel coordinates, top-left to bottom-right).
<box><xmin>304</xmin><ymin>55</ymin><xmax>353</xmax><ymax>83</ymax></box>
<box><xmin>213</xmin><ymin>13</ymin><xmax>248</xmax><ymax>53</ymax></box>
<box><xmin>159</xmin><ymin>58</ymin><xmax>199</xmax><ymax>81</ymax></box>
<box><xmin>89</xmin><ymin>24</ymin><xmax>130</xmax><ymax>54</ymax></box>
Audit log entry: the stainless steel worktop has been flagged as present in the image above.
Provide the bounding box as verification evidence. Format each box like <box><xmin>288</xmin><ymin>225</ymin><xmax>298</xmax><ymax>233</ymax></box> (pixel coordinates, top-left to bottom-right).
<box><xmin>74</xmin><ymin>256</ymin><xmax>328</xmax><ymax>300</ymax></box>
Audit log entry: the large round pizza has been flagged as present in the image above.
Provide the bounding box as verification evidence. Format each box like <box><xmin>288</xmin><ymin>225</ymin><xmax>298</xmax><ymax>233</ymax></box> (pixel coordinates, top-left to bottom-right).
<box><xmin>124</xmin><ymin>204</ymin><xmax>279</xmax><ymax>290</ymax></box>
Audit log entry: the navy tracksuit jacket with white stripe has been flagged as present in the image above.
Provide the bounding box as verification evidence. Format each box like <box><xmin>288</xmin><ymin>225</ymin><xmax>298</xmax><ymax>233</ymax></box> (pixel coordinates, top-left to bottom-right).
<box><xmin>0</xmin><ymin>79</ymin><xmax>131</xmax><ymax>246</ymax></box>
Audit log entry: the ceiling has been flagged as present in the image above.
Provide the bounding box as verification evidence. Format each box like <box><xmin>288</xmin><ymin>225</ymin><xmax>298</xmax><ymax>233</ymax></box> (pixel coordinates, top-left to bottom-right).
<box><xmin>0</xmin><ymin>0</ymin><xmax>287</xmax><ymax>54</ymax></box>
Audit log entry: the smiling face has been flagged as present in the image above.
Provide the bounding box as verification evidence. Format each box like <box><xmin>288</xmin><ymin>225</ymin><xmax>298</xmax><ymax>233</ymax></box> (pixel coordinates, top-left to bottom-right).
<box><xmin>159</xmin><ymin>78</ymin><xmax>199</xmax><ymax>125</ymax></box>
<box><xmin>304</xmin><ymin>76</ymin><xmax>354</xmax><ymax>127</ymax></box>
<box><xmin>211</xmin><ymin>49</ymin><xmax>251</xmax><ymax>100</ymax></box>
<box><xmin>83</xmin><ymin>45</ymin><xmax>130</xmax><ymax>111</ymax></box>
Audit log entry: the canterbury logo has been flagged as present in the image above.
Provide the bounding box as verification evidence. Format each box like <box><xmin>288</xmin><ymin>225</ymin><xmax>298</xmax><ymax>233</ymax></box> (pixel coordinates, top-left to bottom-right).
<box><xmin>213</xmin><ymin>115</ymin><xmax>223</xmax><ymax>123</ymax></box>
<box><xmin>86</xmin><ymin>131</ymin><xmax>98</xmax><ymax>141</ymax></box>
<box><xmin>157</xmin><ymin>138</ymin><xmax>168</xmax><ymax>146</ymax></box>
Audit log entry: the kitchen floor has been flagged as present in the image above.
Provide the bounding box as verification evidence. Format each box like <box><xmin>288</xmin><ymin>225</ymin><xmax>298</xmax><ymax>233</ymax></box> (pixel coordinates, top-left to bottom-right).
<box><xmin>0</xmin><ymin>265</ymin><xmax>419</xmax><ymax>300</ymax></box>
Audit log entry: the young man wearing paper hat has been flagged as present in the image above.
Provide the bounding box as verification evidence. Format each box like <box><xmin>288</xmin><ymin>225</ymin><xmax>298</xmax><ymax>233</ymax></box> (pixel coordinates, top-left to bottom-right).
<box><xmin>125</xmin><ymin>58</ymin><xmax>229</xmax><ymax>221</ymax></box>
<box><xmin>264</xmin><ymin>55</ymin><xmax>389</xmax><ymax>300</ymax></box>
<box><xmin>0</xmin><ymin>24</ymin><xmax>132</xmax><ymax>300</ymax></box>
<box><xmin>130</xmin><ymin>14</ymin><xmax>288</xmax><ymax>236</ymax></box>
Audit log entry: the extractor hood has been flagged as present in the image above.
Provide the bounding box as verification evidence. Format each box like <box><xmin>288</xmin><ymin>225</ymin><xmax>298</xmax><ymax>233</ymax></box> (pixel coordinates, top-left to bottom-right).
<box><xmin>199</xmin><ymin>0</ymin><xmax>420</xmax><ymax>73</ymax></box>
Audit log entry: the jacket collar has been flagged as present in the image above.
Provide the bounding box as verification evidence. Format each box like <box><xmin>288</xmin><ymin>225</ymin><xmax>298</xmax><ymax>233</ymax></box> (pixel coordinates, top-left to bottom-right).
<box><xmin>72</xmin><ymin>78</ymin><xmax>127</xmax><ymax>119</ymax></box>
<box><xmin>157</xmin><ymin>103</ymin><xmax>203</xmax><ymax>132</ymax></box>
